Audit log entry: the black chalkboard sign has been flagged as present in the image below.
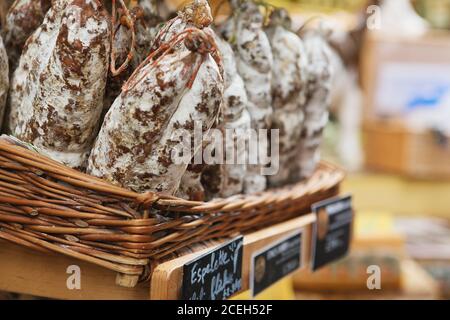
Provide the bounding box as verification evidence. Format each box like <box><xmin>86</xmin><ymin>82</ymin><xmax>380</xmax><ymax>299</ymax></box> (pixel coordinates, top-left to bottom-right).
<box><xmin>181</xmin><ymin>236</ymin><xmax>244</xmax><ymax>300</ymax></box>
<box><xmin>311</xmin><ymin>195</ymin><xmax>353</xmax><ymax>271</ymax></box>
<box><xmin>250</xmin><ymin>231</ymin><xmax>303</xmax><ymax>297</ymax></box>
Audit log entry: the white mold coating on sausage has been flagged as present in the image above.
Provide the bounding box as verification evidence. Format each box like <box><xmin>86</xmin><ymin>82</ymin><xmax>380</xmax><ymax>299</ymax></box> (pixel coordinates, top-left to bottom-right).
<box><xmin>220</xmin><ymin>0</ymin><xmax>274</xmax><ymax>194</ymax></box>
<box><xmin>8</xmin><ymin>0</ymin><xmax>111</xmax><ymax>168</ymax></box>
<box><xmin>87</xmin><ymin>45</ymin><xmax>223</xmax><ymax>194</ymax></box>
<box><xmin>200</xmin><ymin>33</ymin><xmax>251</xmax><ymax>199</ymax></box>
<box><xmin>297</xmin><ymin>28</ymin><xmax>335</xmax><ymax>179</ymax></box>
<box><xmin>265</xmin><ymin>9</ymin><xmax>308</xmax><ymax>187</ymax></box>
<box><xmin>2</xmin><ymin>0</ymin><xmax>51</xmax><ymax>72</ymax></box>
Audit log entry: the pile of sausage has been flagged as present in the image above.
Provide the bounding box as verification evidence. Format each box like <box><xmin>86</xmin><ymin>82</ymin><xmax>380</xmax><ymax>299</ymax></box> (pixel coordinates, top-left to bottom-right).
<box><xmin>0</xmin><ymin>0</ymin><xmax>336</xmax><ymax>200</ymax></box>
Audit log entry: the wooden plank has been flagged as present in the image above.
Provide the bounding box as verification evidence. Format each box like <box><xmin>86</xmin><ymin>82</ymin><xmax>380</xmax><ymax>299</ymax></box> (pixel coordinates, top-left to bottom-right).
<box><xmin>0</xmin><ymin>240</ymin><xmax>149</xmax><ymax>300</ymax></box>
<box><xmin>150</xmin><ymin>214</ymin><xmax>316</xmax><ymax>300</ymax></box>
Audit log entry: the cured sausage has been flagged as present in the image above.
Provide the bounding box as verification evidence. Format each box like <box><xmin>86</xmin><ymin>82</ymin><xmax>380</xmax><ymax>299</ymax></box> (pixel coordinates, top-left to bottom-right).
<box><xmin>265</xmin><ymin>9</ymin><xmax>308</xmax><ymax>187</ymax></box>
<box><xmin>2</xmin><ymin>0</ymin><xmax>51</xmax><ymax>72</ymax></box>
<box><xmin>297</xmin><ymin>26</ymin><xmax>335</xmax><ymax>179</ymax></box>
<box><xmin>220</xmin><ymin>0</ymin><xmax>273</xmax><ymax>194</ymax></box>
<box><xmin>7</xmin><ymin>0</ymin><xmax>111</xmax><ymax>169</ymax></box>
<box><xmin>87</xmin><ymin>28</ymin><xmax>224</xmax><ymax>194</ymax></box>
<box><xmin>158</xmin><ymin>0</ymin><xmax>225</xmax><ymax>199</ymax></box>
<box><xmin>200</xmin><ymin>33</ymin><xmax>251</xmax><ymax>199</ymax></box>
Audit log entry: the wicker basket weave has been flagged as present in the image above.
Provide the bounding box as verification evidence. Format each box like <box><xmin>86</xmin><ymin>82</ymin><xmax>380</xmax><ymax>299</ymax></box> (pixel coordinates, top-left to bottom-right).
<box><xmin>0</xmin><ymin>137</ymin><xmax>344</xmax><ymax>285</ymax></box>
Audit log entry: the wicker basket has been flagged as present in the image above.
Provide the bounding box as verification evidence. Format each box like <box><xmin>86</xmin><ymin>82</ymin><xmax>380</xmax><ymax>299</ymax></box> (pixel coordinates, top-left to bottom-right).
<box><xmin>0</xmin><ymin>137</ymin><xmax>344</xmax><ymax>286</ymax></box>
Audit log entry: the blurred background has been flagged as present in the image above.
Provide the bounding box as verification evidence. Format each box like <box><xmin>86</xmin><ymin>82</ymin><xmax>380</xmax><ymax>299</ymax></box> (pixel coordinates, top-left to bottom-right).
<box><xmin>266</xmin><ymin>0</ymin><xmax>450</xmax><ymax>300</ymax></box>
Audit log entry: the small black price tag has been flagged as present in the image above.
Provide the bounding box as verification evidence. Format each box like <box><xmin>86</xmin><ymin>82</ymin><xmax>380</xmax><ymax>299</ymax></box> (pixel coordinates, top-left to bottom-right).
<box><xmin>250</xmin><ymin>231</ymin><xmax>303</xmax><ymax>297</ymax></box>
<box><xmin>311</xmin><ymin>195</ymin><xmax>353</xmax><ymax>271</ymax></box>
<box><xmin>181</xmin><ymin>236</ymin><xmax>243</xmax><ymax>300</ymax></box>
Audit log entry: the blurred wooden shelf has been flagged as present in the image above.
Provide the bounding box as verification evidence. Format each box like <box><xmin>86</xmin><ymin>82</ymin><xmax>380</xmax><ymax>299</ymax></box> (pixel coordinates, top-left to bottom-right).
<box><xmin>295</xmin><ymin>259</ymin><xmax>440</xmax><ymax>300</ymax></box>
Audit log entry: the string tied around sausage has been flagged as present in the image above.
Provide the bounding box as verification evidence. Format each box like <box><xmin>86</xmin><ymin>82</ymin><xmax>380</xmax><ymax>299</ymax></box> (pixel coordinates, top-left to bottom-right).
<box><xmin>110</xmin><ymin>0</ymin><xmax>138</xmax><ymax>77</ymax></box>
<box><xmin>122</xmin><ymin>27</ymin><xmax>220</xmax><ymax>92</ymax></box>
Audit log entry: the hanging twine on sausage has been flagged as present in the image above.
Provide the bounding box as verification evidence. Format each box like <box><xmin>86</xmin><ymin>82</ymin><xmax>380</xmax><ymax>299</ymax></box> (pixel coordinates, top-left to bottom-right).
<box><xmin>110</xmin><ymin>0</ymin><xmax>137</xmax><ymax>76</ymax></box>
<box><xmin>122</xmin><ymin>27</ymin><xmax>220</xmax><ymax>92</ymax></box>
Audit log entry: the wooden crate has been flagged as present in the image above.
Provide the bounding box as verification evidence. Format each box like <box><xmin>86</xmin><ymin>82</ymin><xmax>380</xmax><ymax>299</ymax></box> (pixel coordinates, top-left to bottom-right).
<box><xmin>363</xmin><ymin>120</ymin><xmax>450</xmax><ymax>179</ymax></box>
